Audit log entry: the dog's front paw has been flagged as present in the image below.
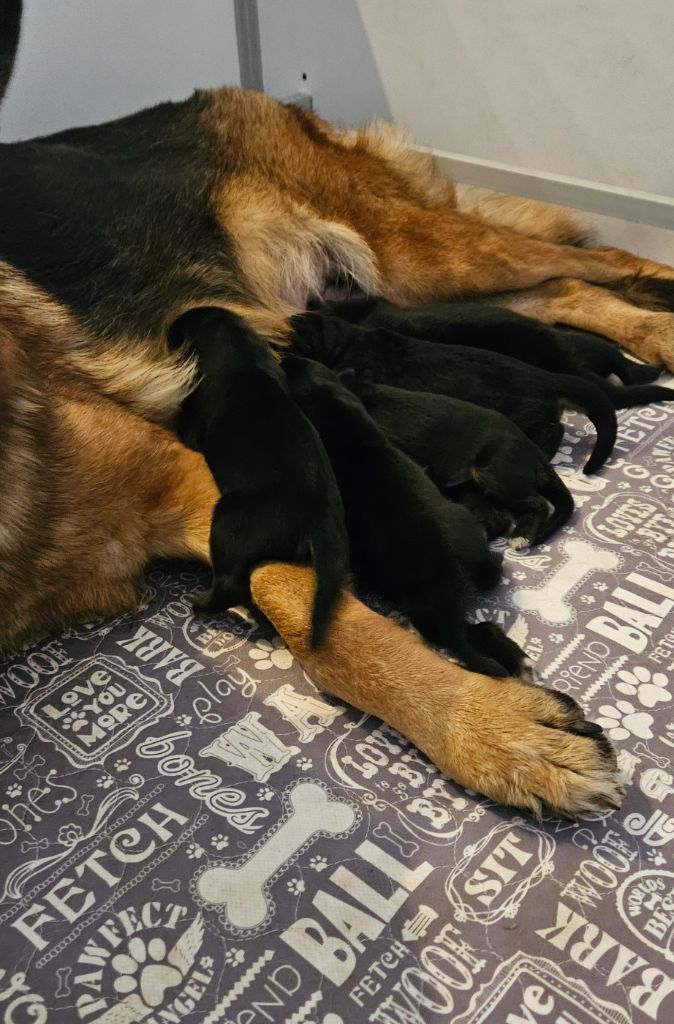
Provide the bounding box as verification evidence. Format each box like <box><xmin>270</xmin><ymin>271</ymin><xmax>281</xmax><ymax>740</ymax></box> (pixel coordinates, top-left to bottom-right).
<box><xmin>426</xmin><ymin>676</ymin><xmax>621</xmax><ymax>818</ymax></box>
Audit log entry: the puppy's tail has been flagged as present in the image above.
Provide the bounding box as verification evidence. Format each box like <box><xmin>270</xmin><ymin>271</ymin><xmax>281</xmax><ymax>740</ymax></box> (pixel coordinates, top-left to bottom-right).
<box><xmin>557</xmin><ymin>376</ymin><xmax>617</xmax><ymax>475</ymax></box>
<box><xmin>0</xmin><ymin>1</ymin><xmax>22</xmax><ymax>107</ymax></box>
<box><xmin>308</xmin><ymin>490</ymin><xmax>350</xmax><ymax>649</ymax></box>
<box><xmin>609</xmin><ymin>358</ymin><xmax>665</xmax><ymax>386</ymax></box>
<box><xmin>535</xmin><ymin>465</ymin><xmax>575</xmax><ymax>543</ymax></box>
<box><xmin>603</xmin><ymin>381</ymin><xmax>674</xmax><ymax>410</ymax></box>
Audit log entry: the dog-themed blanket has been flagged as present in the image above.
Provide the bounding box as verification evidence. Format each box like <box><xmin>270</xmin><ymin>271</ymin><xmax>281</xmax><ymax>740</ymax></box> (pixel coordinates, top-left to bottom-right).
<box><xmin>0</xmin><ymin>392</ymin><xmax>673</xmax><ymax>1023</ymax></box>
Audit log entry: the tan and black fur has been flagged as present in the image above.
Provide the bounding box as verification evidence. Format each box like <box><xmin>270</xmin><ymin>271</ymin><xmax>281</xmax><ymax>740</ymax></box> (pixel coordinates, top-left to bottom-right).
<box><xmin>6</xmin><ymin>1</ymin><xmax>672</xmax><ymax>813</ymax></box>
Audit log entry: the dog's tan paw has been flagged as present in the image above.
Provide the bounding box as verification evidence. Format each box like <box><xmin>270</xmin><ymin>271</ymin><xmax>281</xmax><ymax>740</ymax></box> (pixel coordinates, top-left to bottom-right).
<box><xmin>427</xmin><ymin>676</ymin><xmax>622</xmax><ymax>818</ymax></box>
<box><xmin>628</xmin><ymin>312</ymin><xmax>674</xmax><ymax>371</ymax></box>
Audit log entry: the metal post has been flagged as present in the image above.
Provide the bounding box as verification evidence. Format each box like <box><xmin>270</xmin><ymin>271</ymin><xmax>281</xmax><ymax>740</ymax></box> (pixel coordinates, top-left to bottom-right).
<box><xmin>233</xmin><ymin>0</ymin><xmax>264</xmax><ymax>92</ymax></box>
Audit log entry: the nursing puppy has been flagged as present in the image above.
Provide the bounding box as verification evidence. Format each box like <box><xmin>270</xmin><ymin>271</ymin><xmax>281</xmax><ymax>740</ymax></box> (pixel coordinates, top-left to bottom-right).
<box><xmin>170</xmin><ymin>308</ymin><xmax>348</xmax><ymax>647</ymax></box>
<box><xmin>341</xmin><ymin>373</ymin><xmax>575</xmax><ymax>547</ymax></box>
<box><xmin>283</xmin><ymin>356</ymin><xmax>524</xmax><ymax>678</ymax></box>
<box><xmin>325</xmin><ymin>298</ymin><xmax>664</xmax><ymax>386</ymax></box>
<box><xmin>291</xmin><ymin>314</ymin><xmax>620</xmax><ymax>473</ymax></box>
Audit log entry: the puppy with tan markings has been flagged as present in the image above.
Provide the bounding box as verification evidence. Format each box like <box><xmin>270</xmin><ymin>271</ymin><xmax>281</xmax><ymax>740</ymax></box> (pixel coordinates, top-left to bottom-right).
<box><xmin>283</xmin><ymin>356</ymin><xmax>524</xmax><ymax>678</ymax></box>
<box><xmin>170</xmin><ymin>308</ymin><xmax>348</xmax><ymax>647</ymax></box>
<box><xmin>340</xmin><ymin>373</ymin><xmax>575</xmax><ymax>547</ymax></box>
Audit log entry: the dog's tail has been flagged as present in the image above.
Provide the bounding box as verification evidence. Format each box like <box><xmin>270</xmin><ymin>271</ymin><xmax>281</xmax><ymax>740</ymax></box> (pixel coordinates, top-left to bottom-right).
<box><xmin>557</xmin><ymin>375</ymin><xmax>617</xmax><ymax>475</ymax></box>
<box><xmin>308</xmin><ymin>478</ymin><xmax>350</xmax><ymax>649</ymax></box>
<box><xmin>603</xmin><ymin>381</ymin><xmax>674</xmax><ymax>410</ymax></box>
<box><xmin>0</xmin><ymin>1</ymin><xmax>22</xmax><ymax>107</ymax></box>
<box><xmin>535</xmin><ymin>465</ymin><xmax>575</xmax><ymax>543</ymax></box>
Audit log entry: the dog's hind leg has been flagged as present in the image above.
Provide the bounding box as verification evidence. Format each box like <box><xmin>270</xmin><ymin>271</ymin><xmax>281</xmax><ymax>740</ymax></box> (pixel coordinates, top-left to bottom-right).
<box><xmin>492</xmin><ymin>278</ymin><xmax>674</xmax><ymax>370</ymax></box>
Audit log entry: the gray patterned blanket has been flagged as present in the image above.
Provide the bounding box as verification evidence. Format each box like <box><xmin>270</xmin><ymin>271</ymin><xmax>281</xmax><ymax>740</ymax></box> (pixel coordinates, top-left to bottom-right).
<box><xmin>1</xmin><ymin>392</ymin><xmax>673</xmax><ymax>1024</ymax></box>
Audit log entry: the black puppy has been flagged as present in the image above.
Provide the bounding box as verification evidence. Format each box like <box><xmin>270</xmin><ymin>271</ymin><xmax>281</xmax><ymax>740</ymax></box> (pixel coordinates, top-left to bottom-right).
<box><xmin>341</xmin><ymin>373</ymin><xmax>574</xmax><ymax>546</ymax></box>
<box><xmin>169</xmin><ymin>308</ymin><xmax>349</xmax><ymax>647</ymax></box>
<box><xmin>291</xmin><ymin>313</ymin><xmax>622</xmax><ymax>473</ymax></box>
<box><xmin>283</xmin><ymin>356</ymin><xmax>525</xmax><ymax>678</ymax></box>
<box><xmin>324</xmin><ymin>297</ymin><xmax>664</xmax><ymax>386</ymax></box>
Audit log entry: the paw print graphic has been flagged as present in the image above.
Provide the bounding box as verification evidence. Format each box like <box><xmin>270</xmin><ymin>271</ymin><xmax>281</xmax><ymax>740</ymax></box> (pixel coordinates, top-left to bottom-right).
<box><xmin>224</xmin><ymin>947</ymin><xmax>245</xmax><ymax>967</ymax></box>
<box><xmin>648</xmin><ymin>850</ymin><xmax>666</xmax><ymax>866</ymax></box>
<box><xmin>548</xmin><ymin>633</ymin><xmax>564</xmax><ymax>644</ymax></box>
<box><xmin>96</xmin><ymin>775</ymin><xmax>114</xmax><ymax>789</ymax></box>
<box><xmin>309</xmin><ymin>855</ymin><xmax>328</xmax><ymax>872</ymax></box>
<box><xmin>5</xmin><ymin>783</ymin><xmax>21</xmax><ymax>798</ymax></box>
<box><xmin>552</xmin><ymin>444</ymin><xmax>574</xmax><ymax>465</ymax></box>
<box><xmin>210</xmin><ymin>833</ymin><xmax>229</xmax><ymax>851</ymax></box>
<box><xmin>176</xmin><ymin>714</ymin><xmax>192</xmax><ymax>727</ymax></box>
<box><xmin>296</xmin><ymin>757</ymin><xmax>313</xmax><ymax>771</ymax></box>
<box><xmin>114</xmin><ymin>758</ymin><xmax>131</xmax><ymax>772</ymax></box>
<box><xmin>287</xmin><ymin>877</ymin><xmax>305</xmax><ymax>895</ymax></box>
<box><xmin>248</xmin><ymin>638</ymin><xmax>294</xmax><ymax>671</ymax></box>
<box><xmin>596</xmin><ymin>701</ymin><xmax>654</xmax><ymax>741</ymax></box>
<box><xmin>512</xmin><ymin>571</ymin><xmax>527</xmax><ymax>581</ymax></box>
<box><xmin>112</xmin><ymin>937</ymin><xmax>183</xmax><ymax>1008</ymax></box>
<box><xmin>616</xmin><ymin>666</ymin><xmax>670</xmax><ymax>708</ymax></box>
<box><xmin>593</xmin><ymin>582</ymin><xmax>608</xmax><ymax>592</ymax></box>
<box><xmin>617</xmin><ymin>481</ymin><xmax>630</xmax><ymax>490</ymax></box>
<box><xmin>61</xmin><ymin>710</ymin><xmax>87</xmax><ymax>732</ymax></box>
<box><xmin>57</xmin><ymin>822</ymin><xmax>83</xmax><ymax>845</ymax></box>
<box><xmin>186</xmin><ymin>842</ymin><xmax>205</xmax><ymax>860</ymax></box>
<box><xmin>257</xmin><ymin>786</ymin><xmax>274</xmax><ymax>801</ymax></box>
<box><xmin>580</xmin><ymin>595</ymin><xmax>595</xmax><ymax>605</ymax></box>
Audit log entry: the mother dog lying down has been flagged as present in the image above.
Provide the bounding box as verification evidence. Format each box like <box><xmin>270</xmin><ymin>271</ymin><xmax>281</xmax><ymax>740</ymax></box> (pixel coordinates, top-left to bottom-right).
<box><xmin>6</xmin><ymin>4</ymin><xmax>673</xmax><ymax>813</ymax></box>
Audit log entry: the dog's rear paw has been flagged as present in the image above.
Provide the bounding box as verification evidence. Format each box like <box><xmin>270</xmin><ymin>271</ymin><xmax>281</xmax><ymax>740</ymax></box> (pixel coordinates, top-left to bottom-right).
<box><xmin>427</xmin><ymin>676</ymin><xmax>621</xmax><ymax>818</ymax></box>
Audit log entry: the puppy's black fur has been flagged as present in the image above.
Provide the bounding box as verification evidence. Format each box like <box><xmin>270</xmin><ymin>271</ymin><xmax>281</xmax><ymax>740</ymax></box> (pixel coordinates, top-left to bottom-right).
<box><xmin>341</xmin><ymin>373</ymin><xmax>575</xmax><ymax>546</ymax></box>
<box><xmin>283</xmin><ymin>356</ymin><xmax>525</xmax><ymax>678</ymax></box>
<box><xmin>323</xmin><ymin>297</ymin><xmax>664</xmax><ymax>386</ymax></box>
<box><xmin>291</xmin><ymin>314</ymin><xmax>624</xmax><ymax>473</ymax></box>
<box><xmin>170</xmin><ymin>308</ymin><xmax>349</xmax><ymax>647</ymax></box>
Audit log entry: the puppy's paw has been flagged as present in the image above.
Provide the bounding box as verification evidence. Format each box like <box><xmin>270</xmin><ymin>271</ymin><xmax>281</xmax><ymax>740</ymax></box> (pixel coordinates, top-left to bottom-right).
<box><xmin>192</xmin><ymin>589</ymin><xmax>218</xmax><ymax>614</ymax></box>
<box><xmin>508</xmin><ymin>535</ymin><xmax>530</xmax><ymax>551</ymax></box>
<box><xmin>427</xmin><ymin>677</ymin><xmax>621</xmax><ymax>818</ymax></box>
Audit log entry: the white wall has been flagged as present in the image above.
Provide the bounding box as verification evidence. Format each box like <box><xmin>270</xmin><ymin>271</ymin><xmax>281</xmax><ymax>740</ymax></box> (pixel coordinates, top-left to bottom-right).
<box><xmin>259</xmin><ymin>0</ymin><xmax>674</xmax><ymax>199</ymax></box>
<box><xmin>1</xmin><ymin>0</ymin><xmax>240</xmax><ymax>141</ymax></box>
<box><xmin>259</xmin><ymin>0</ymin><xmax>391</xmax><ymax>127</ymax></box>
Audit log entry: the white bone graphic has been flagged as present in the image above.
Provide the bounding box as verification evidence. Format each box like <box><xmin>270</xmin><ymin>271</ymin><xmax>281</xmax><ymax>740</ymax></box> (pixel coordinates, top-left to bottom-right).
<box><xmin>196</xmin><ymin>781</ymin><xmax>356</xmax><ymax>930</ymax></box>
<box><xmin>511</xmin><ymin>539</ymin><xmax>619</xmax><ymax>625</ymax></box>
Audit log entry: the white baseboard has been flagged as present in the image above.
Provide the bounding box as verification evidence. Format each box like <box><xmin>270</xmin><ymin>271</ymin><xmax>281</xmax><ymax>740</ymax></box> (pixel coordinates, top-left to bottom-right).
<box><xmin>422</xmin><ymin>146</ymin><xmax>674</xmax><ymax>232</ymax></box>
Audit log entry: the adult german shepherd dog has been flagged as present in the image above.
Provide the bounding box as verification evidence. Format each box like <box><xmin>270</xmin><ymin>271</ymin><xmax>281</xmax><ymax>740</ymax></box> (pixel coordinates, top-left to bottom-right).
<box><xmin>6</xmin><ymin>0</ymin><xmax>674</xmax><ymax>815</ymax></box>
